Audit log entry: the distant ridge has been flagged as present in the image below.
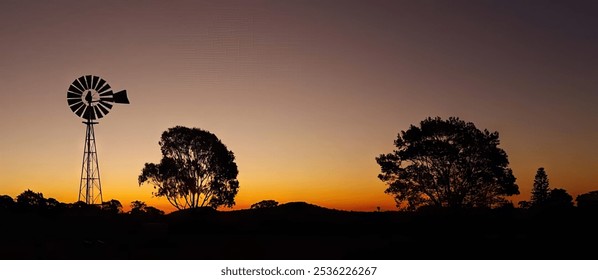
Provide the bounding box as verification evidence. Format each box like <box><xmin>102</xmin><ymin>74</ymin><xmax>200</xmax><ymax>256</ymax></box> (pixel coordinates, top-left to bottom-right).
<box><xmin>265</xmin><ymin>201</ymin><xmax>344</xmax><ymax>213</ymax></box>
<box><xmin>166</xmin><ymin>201</ymin><xmax>345</xmax><ymax>217</ymax></box>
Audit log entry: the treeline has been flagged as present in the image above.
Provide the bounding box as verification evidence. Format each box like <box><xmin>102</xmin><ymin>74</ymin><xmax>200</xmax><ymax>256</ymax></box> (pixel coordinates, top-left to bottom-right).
<box><xmin>514</xmin><ymin>167</ymin><xmax>598</xmax><ymax>210</ymax></box>
<box><xmin>0</xmin><ymin>189</ymin><xmax>164</xmax><ymax>217</ymax></box>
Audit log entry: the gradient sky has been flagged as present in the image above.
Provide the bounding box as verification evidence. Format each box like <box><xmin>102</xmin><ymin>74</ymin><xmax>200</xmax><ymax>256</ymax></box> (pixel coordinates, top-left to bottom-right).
<box><xmin>1</xmin><ymin>0</ymin><xmax>596</xmax><ymax>212</ymax></box>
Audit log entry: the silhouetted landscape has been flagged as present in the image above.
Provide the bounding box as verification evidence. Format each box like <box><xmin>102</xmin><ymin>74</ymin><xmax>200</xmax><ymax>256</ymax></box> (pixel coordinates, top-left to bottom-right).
<box><xmin>2</xmin><ymin>196</ymin><xmax>598</xmax><ymax>260</ymax></box>
<box><xmin>2</xmin><ymin>3</ymin><xmax>597</xmax><ymax>274</ymax></box>
<box><xmin>3</xmin><ymin>118</ymin><xmax>597</xmax><ymax>260</ymax></box>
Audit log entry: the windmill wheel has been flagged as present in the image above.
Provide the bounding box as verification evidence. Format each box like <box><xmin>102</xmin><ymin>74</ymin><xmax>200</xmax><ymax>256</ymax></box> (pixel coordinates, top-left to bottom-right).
<box><xmin>66</xmin><ymin>75</ymin><xmax>129</xmax><ymax>120</ymax></box>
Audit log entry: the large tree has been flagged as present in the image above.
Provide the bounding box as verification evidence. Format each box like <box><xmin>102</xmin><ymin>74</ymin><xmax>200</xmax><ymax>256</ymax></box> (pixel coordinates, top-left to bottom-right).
<box><xmin>530</xmin><ymin>167</ymin><xmax>550</xmax><ymax>207</ymax></box>
<box><xmin>139</xmin><ymin>126</ymin><xmax>240</xmax><ymax>210</ymax></box>
<box><xmin>376</xmin><ymin>117</ymin><xmax>519</xmax><ymax>210</ymax></box>
<box><xmin>16</xmin><ymin>189</ymin><xmax>46</xmax><ymax>209</ymax></box>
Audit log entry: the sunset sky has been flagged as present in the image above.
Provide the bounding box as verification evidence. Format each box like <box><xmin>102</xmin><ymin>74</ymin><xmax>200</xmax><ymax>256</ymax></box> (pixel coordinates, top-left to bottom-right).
<box><xmin>0</xmin><ymin>0</ymin><xmax>596</xmax><ymax>212</ymax></box>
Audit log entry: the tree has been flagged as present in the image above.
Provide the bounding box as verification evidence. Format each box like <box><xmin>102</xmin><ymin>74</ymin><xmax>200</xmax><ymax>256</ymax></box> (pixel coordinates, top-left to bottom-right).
<box><xmin>144</xmin><ymin>206</ymin><xmax>165</xmax><ymax>216</ymax></box>
<box><xmin>376</xmin><ymin>116</ymin><xmax>519</xmax><ymax>211</ymax></box>
<box><xmin>531</xmin><ymin>167</ymin><xmax>550</xmax><ymax>207</ymax></box>
<box><xmin>0</xmin><ymin>195</ymin><xmax>15</xmax><ymax>210</ymax></box>
<box><xmin>45</xmin><ymin>198</ymin><xmax>64</xmax><ymax>210</ymax></box>
<box><xmin>130</xmin><ymin>200</ymin><xmax>147</xmax><ymax>215</ymax></box>
<box><xmin>250</xmin><ymin>199</ymin><xmax>279</xmax><ymax>209</ymax></box>
<box><xmin>16</xmin><ymin>189</ymin><xmax>46</xmax><ymax>208</ymax></box>
<box><xmin>129</xmin><ymin>200</ymin><xmax>164</xmax><ymax>216</ymax></box>
<box><xmin>576</xmin><ymin>190</ymin><xmax>598</xmax><ymax>209</ymax></box>
<box><xmin>546</xmin><ymin>188</ymin><xmax>573</xmax><ymax>208</ymax></box>
<box><xmin>518</xmin><ymin>201</ymin><xmax>532</xmax><ymax>209</ymax></box>
<box><xmin>139</xmin><ymin>126</ymin><xmax>240</xmax><ymax>210</ymax></box>
<box><xmin>102</xmin><ymin>199</ymin><xmax>123</xmax><ymax>214</ymax></box>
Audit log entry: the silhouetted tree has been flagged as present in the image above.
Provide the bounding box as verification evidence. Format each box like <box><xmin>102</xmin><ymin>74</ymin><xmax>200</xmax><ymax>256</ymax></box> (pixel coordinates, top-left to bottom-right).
<box><xmin>531</xmin><ymin>167</ymin><xmax>550</xmax><ymax>207</ymax></box>
<box><xmin>376</xmin><ymin>117</ymin><xmax>519</xmax><ymax>210</ymax></box>
<box><xmin>68</xmin><ymin>201</ymin><xmax>102</xmax><ymax>215</ymax></box>
<box><xmin>0</xmin><ymin>195</ymin><xmax>15</xmax><ymax>210</ymax></box>
<box><xmin>576</xmin><ymin>191</ymin><xmax>598</xmax><ymax>209</ymax></box>
<box><xmin>546</xmin><ymin>188</ymin><xmax>574</xmax><ymax>208</ymax></box>
<box><xmin>139</xmin><ymin>126</ymin><xmax>239</xmax><ymax>210</ymax></box>
<box><xmin>130</xmin><ymin>200</ymin><xmax>147</xmax><ymax>215</ymax></box>
<box><xmin>250</xmin><ymin>199</ymin><xmax>279</xmax><ymax>209</ymax></box>
<box><xmin>518</xmin><ymin>201</ymin><xmax>532</xmax><ymax>209</ymax></box>
<box><xmin>144</xmin><ymin>206</ymin><xmax>165</xmax><ymax>216</ymax></box>
<box><xmin>102</xmin><ymin>199</ymin><xmax>123</xmax><ymax>214</ymax></box>
<box><xmin>129</xmin><ymin>200</ymin><xmax>164</xmax><ymax>216</ymax></box>
<box><xmin>16</xmin><ymin>189</ymin><xmax>46</xmax><ymax>209</ymax></box>
<box><xmin>45</xmin><ymin>197</ymin><xmax>65</xmax><ymax>210</ymax></box>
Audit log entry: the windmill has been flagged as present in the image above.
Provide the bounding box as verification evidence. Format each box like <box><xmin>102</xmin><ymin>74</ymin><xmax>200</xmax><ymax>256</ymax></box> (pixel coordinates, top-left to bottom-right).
<box><xmin>67</xmin><ymin>75</ymin><xmax>129</xmax><ymax>204</ymax></box>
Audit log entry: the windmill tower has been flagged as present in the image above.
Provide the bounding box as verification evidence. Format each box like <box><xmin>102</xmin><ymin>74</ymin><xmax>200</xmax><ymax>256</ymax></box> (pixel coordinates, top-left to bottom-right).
<box><xmin>66</xmin><ymin>75</ymin><xmax>129</xmax><ymax>204</ymax></box>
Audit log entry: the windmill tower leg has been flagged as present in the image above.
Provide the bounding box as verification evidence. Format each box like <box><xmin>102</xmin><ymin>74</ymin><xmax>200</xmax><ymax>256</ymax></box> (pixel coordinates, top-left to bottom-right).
<box><xmin>78</xmin><ymin>120</ymin><xmax>103</xmax><ymax>204</ymax></box>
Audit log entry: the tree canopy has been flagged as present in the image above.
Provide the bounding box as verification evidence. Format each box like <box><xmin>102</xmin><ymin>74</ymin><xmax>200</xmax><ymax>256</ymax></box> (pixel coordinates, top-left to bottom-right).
<box><xmin>101</xmin><ymin>199</ymin><xmax>123</xmax><ymax>214</ymax></box>
<box><xmin>139</xmin><ymin>126</ymin><xmax>240</xmax><ymax>210</ymax></box>
<box><xmin>546</xmin><ymin>188</ymin><xmax>574</xmax><ymax>209</ymax></box>
<box><xmin>16</xmin><ymin>189</ymin><xmax>46</xmax><ymax>208</ymax></box>
<box><xmin>576</xmin><ymin>191</ymin><xmax>598</xmax><ymax>209</ymax></box>
<box><xmin>251</xmin><ymin>199</ymin><xmax>279</xmax><ymax>209</ymax></box>
<box><xmin>376</xmin><ymin>116</ymin><xmax>519</xmax><ymax>210</ymax></box>
<box><xmin>0</xmin><ymin>195</ymin><xmax>15</xmax><ymax>210</ymax></box>
<box><xmin>129</xmin><ymin>200</ymin><xmax>163</xmax><ymax>216</ymax></box>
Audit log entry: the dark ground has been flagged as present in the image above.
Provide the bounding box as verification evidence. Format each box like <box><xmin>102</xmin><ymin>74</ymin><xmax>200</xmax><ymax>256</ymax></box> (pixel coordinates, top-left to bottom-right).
<box><xmin>1</xmin><ymin>202</ymin><xmax>597</xmax><ymax>260</ymax></box>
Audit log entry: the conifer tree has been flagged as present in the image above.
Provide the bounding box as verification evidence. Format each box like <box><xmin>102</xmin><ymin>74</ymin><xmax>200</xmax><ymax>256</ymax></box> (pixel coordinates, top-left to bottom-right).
<box><xmin>531</xmin><ymin>167</ymin><xmax>550</xmax><ymax>207</ymax></box>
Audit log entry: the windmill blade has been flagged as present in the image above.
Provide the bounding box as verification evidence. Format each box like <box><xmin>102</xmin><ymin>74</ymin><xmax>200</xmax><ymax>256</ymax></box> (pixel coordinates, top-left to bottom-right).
<box><xmin>82</xmin><ymin>106</ymin><xmax>96</xmax><ymax>120</ymax></box>
<box><xmin>91</xmin><ymin>76</ymin><xmax>99</xmax><ymax>90</ymax></box>
<box><xmin>74</xmin><ymin>104</ymin><xmax>86</xmax><ymax>117</ymax></box>
<box><xmin>67</xmin><ymin>98</ymin><xmax>82</xmax><ymax>106</ymax></box>
<box><xmin>113</xmin><ymin>90</ymin><xmax>130</xmax><ymax>104</ymax></box>
<box><xmin>75</xmin><ymin>77</ymin><xmax>86</xmax><ymax>91</ymax></box>
<box><xmin>77</xmin><ymin>77</ymin><xmax>88</xmax><ymax>90</ymax></box>
<box><xmin>99</xmin><ymin>90</ymin><xmax>113</xmax><ymax>97</ymax></box>
<box><xmin>98</xmin><ymin>83</ymin><xmax>112</xmax><ymax>94</ymax></box>
<box><xmin>99</xmin><ymin>91</ymin><xmax>114</xmax><ymax>102</ymax></box>
<box><xmin>68</xmin><ymin>91</ymin><xmax>82</xmax><ymax>99</ymax></box>
<box><xmin>71</xmin><ymin>81</ymin><xmax>84</xmax><ymax>93</ymax></box>
<box><xmin>95</xmin><ymin>78</ymin><xmax>107</xmax><ymax>91</ymax></box>
<box><xmin>97</xmin><ymin>102</ymin><xmax>111</xmax><ymax>115</ymax></box>
<box><xmin>84</xmin><ymin>75</ymin><xmax>93</xmax><ymax>90</ymax></box>
<box><xmin>98</xmin><ymin>100</ymin><xmax>113</xmax><ymax>110</ymax></box>
<box><xmin>70</xmin><ymin>101</ymin><xmax>84</xmax><ymax>114</ymax></box>
<box><xmin>101</xmin><ymin>96</ymin><xmax>114</xmax><ymax>102</ymax></box>
<box><xmin>68</xmin><ymin>85</ymin><xmax>83</xmax><ymax>95</ymax></box>
<box><xmin>93</xmin><ymin>106</ymin><xmax>104</xmax><ymax>119</ymax></box>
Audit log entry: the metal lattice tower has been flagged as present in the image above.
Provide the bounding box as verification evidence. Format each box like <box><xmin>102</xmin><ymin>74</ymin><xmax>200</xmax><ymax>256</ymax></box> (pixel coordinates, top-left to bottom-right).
<box><xmin>79</xmin><ymin>119</ymin><xmax>102</xmax><ymax>204</ymax></box>
<box><xmin>67</xmin><ymin>75</ymin><xmax>129</xmax><ymax>205</ymax></box>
